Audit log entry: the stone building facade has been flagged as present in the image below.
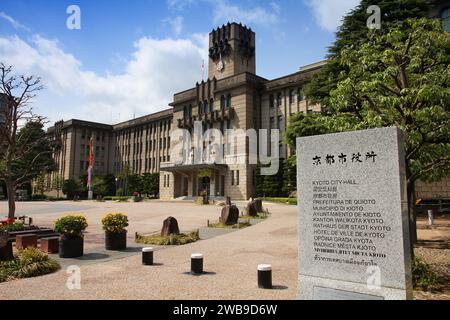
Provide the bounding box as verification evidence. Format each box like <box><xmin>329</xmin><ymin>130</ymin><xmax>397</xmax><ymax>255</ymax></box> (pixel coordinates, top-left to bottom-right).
<box><xmin>46</xmin><ymin>110</ymin><xmax>172</xmax><ymax>196</ymax></box>
<box><xmin>46</xmin><ymin>13</ymin><xmax>449</xmax><ymax>201</ymax></box>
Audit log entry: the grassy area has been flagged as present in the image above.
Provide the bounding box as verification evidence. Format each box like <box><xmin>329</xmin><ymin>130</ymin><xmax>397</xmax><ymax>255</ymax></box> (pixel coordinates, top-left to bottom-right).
<box><xmin>261</xmin><ymin>197</ymin><xmax>297</xmax><ymax>205</ymax></box>
<box><xmin>0</xmin><ymin>248</ymin><xmax>60</xmax><ymax>283</ymax></box>
<box><xmin>135</xmin><ymin>231</ymin><xmax>200</xmax><ymax>245</ymax></box>
<box><xmin>208</xmin><ymin>222</ymin><xmax>252</xmax><ymax>229</ymax></box>
<box><xmin>240</xmin><ymin>213</ymin><xmax>270</xmax><ymax>220</ymax></box>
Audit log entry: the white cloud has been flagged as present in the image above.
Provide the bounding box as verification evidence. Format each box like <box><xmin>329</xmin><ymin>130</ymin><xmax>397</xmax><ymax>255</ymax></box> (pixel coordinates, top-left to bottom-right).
<box><xmin>0</xmin><ymin>11</ymin><xmax>30</xmax><ymax>31</ymax></box>
<box><xmin>306</xmin><ymin>0</ymin><xmax>360</xmax><ymax>32</ymax></box>
<box><xmin>0</xmin><ymin>33</ymin><xmax>209</xmax><ymax>125</ymax></box>
<box><xmin>164</xmin><ymin>16</ymin><xmax>184</xmax><ymax>36</ymax></box>
<box><xmin>213</xmin><ymin>0</ymin><xmax>280</xmax><ymax>26</ymax></box>
<box><xmin>167</xmin><ymin>0</ymin><xmax>196</xmax><ymax>11</ymax></box>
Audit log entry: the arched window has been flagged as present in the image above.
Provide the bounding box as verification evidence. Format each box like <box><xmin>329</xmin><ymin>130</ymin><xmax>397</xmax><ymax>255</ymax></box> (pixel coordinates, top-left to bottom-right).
<box><xmin>188</xmin><ymin>104</ymin><xmax>192</xmax><ymax>118</ymax></box>
<box><xmin>198</xmin><ymin>101</ymin><xmax>203</xmax><ymax>115</ymax></box>
<box><xmin>226</xmin><ymin>94</ymin><xmax>232</xmax><ymax>108</ymax></box>
<box><xmin>203</xmin><ymin>100</ymin><xmax>209</xmax><ymax>114</ymax></box>
<box><xmin>220</xmin><ymin>95</ymin><xmax>226</xmax><ymax>110</ymax></box>
<box><xmin>442</xmin><ymin>8</ymin><xmax>450</xmax><ymax>32</ymax></box>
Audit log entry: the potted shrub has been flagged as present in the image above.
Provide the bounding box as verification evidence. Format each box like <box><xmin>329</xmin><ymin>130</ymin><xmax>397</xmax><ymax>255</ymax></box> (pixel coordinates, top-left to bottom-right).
<box><xmin>55</xmin><ymin>215</ymin><xmax>88</xmax><ymax>258</ymax></box>
<box><xmin>102</xmin><ymin>213</ymin><xmax>129</xmax><ymax>250</ymax></box>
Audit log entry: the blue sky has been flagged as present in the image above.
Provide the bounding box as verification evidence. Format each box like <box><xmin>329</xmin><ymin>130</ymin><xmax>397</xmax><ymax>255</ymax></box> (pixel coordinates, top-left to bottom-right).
<box><xmin>0</xmin><ymin>0</ymin><xmax>360</xmax><ymax>125</ymax></box>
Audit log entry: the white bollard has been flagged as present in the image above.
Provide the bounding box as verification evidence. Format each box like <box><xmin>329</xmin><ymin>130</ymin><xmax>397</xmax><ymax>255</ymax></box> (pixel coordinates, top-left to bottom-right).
<box><xmin>428</xmin><ymin>210</ymin><xmax>434</xmax><ymax>226</ymax></box>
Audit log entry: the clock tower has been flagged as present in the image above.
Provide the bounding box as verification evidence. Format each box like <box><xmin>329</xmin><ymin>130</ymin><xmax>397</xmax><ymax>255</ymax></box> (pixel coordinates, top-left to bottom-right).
<box><xmin>208</xmin><ymin>22</ymin><xmax>256</xmax><ymax>80</ymax></box>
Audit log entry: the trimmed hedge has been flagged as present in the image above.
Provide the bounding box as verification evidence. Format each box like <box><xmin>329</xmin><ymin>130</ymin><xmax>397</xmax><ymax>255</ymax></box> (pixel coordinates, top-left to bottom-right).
<box><xmin>262</xmin><ymin>197</ymin><xmax>297</xmax><ymax>205</ymax></box>
<box><xmin>102</xmin><ymin>196</ymin><xmax>131</xmax><ymax>202</ymax></box>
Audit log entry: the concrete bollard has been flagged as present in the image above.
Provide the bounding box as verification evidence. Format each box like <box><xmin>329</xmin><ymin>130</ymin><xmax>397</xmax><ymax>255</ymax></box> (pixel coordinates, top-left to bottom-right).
<box><xmin>142</xmin><ymin>247</ymin><xmax>154</xmax><ymax>265</ymax></box>
<box><xmin>191</xmin><ymin>253</ymin><xmax>204</xmax><ymax>274</ymax></box>
<box><xmin>428</xmin><ymin>209</ymin><xmax>434</xmax><ymax>226</ymax></box>
<box><xmin>258</xmin><ymin>264</ymin><xmax>272</xmax><ymax>289</ymax></box>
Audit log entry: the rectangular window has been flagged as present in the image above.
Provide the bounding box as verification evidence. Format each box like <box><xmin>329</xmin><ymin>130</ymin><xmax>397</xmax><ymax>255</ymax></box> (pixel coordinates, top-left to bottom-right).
<box><xmin>269</xmin><ymin>94</ymin><xmax>274</xmax><ymax>108</ymax></box>
<box><xmin>277</xmin><ymin>93</ymin><xmax>282</xmax><ymax>106</ymax></box>
<box><xmin>236</xmin><ymin>170</ymin><xmax>239</xmax><ymax>186</ymax></box>
<box><xmin>231</xmin><ymin>170</ymin><xmax>234</xmax><ymax>186</ymax></box>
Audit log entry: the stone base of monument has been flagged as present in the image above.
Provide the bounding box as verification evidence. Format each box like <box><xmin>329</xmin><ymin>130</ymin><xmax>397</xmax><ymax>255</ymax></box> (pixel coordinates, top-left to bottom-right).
<box><xmin>258</xmin><ymin>264</ymin><xmax>272</xmax><ymax>289</ymax></box>
<box><xmin>142</xmin><ymin>247</ymin><xmax>154</xmax><ymax>265</ymax></box>
<box><xmin>298</xmin><ymin>275</ymin><xmax>411</xmax><ymax>300</ymax></box>
<box><xmin>191</xmin><ymin>253</ymin><xmax>204</xmax><ymax>274</ymax></box>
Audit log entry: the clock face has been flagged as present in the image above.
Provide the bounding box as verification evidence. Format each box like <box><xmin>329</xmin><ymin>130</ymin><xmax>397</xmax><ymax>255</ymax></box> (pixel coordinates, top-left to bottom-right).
<box><xmin>216</xmin><ymin>60</ymin><xmax>224</xmax><ymax>72</ymax></box>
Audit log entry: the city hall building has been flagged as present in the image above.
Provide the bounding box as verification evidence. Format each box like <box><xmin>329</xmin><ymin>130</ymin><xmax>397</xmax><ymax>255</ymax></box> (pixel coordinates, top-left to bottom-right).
<box><xmin>47</xmin><ymin>11</ymin><xmax>450</xmax><ymax>200</ymax></box>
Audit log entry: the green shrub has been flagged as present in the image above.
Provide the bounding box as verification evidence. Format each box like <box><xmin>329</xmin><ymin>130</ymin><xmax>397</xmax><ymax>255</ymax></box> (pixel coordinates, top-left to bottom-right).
<box><xmin>412</xmin><ymin>257</ymin><xmax>439</xmax><ymax>291</ymax></box>
<box><xmin>136</xmin><ymin>231</ymin><xmax>200</xmax><ymax>246</ymax></box>
<box><xmin>262</xmin><ymin>197</ymin><xmax>297</xmax><ymax>205</ymax></box>
<box><xmin>54</xmin><ymin>215</ymin><xmax>88</xmax><ymax>238</ymax></box>
<box><xmin>103</xmin><ymin>196</ymin><xmax>131</xmax><ymax>202</ymax></box>
<box><xmin>0</xmin><ymin>222</ymin><xmax>25</xmax><ymax>233</ymax></box>
<box><xmin>102</xmin><ymin>213</ymin><xmax>129</xmax><ymax>234</ymax></box>
<box><xmin>0</xmin><ymin>247</ymin><xmax>60</xmax><ymax>283</ymax></box>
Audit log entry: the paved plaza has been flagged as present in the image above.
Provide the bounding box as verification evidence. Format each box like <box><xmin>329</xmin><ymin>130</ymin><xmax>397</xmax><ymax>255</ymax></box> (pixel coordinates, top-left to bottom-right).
<box><xmin>0</xmin><ymin>201</ymin><xmax>448</xmax><ymax>300</ymax></box>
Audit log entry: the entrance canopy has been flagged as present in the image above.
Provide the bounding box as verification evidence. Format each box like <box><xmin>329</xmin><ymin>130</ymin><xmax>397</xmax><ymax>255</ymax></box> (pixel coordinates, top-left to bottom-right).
<box><xmin>160</xmin><ymin>163</ymin><xmax>228</xmax><ymax>175</ymax></box>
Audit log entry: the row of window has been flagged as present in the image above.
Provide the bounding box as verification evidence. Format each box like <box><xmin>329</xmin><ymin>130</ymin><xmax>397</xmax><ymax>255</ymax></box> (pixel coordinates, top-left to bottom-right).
<box><xmin>162</xmin><ymin>174</ymin><xmax>171</xmax><ymax>188</ymax></box>
<box><xmin>230</xmin><ymin>170</ymin><xmax>240</xmax><ymax>186</ymax></box>
<box><xmin>116</xmin><ymin>137</ymin><xmax>170</xmax><ymax>157</ymax></box>
<box><xmin>269</xmin><ymin>88</ymin><xmax>304</xmax><ymax>109</ymax></box>
<box><xmin>115</xmin><ymin>120</ymin><xmax>171</xmax><ymax>142</ymax></box>
<box><xmin>183</xmin><ymin>94</ymin><xmax>232</xmax><ymax>120</ymax></box>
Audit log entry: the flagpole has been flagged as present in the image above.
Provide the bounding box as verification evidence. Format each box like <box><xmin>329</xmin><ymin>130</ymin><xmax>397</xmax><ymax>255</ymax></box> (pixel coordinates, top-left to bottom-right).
<box><xmin>88</xmin><ymin>137</ymin><xmax>94</xmax><ymax>200</ymax></box>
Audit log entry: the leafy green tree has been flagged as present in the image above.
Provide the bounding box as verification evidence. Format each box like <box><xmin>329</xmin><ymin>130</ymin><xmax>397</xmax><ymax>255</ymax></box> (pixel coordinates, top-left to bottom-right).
<box><xmin>62</xmin><ymin>179</ymin><xmax>83</xmax><ymax>200</ymax></box>
<box><xmin>142</xmin><ymin>173</ymin><xmax>159</xmax><ymax>197</ymax></box>
<box><xmin>35</xmin><ymin>172</ymin><xmax>47</xmax><ymax>196</ymax></box>
<box><xmin>103</xmin><ymin>174</ymin><xmax>117</xmax><ymax>196</ymax></box>
<box><xmin>52</xmin><ymin>173</ymin><xmax>64</xmax><ymax>198</ymax></box>
<box><xmin>128</xmin><ymin>174</ymin><xmax>143</xmax><ymax>195</ymax></box>
<box><xmin>305</xmin><ymin>0</ymin><xmax>431</xmax><ymax>108</ymax></box>
<box><xmin>288</xmin><ymin>18</ymin><xmax>450</xmax><ymax>245</ymax></box>
<box><xmin>282</xmin><ymin>156</ymin><xmax>297</xmax><ymax>196</ymax></box>
<box><xmin>117</xmin><ymin>164</ymin><xmax>131</xmax><ymax>196</ymax></box>
<box><xmin>92</xmin><ymin>176</ymin><xmax>109</xmax><ymax>197</ymax></box>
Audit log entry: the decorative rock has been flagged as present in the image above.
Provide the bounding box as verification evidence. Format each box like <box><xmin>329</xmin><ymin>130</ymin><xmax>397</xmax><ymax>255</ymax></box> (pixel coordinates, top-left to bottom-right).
<box><xmin>254</xmin><ymin>198</ymin><xmax>263</xmax><ymax>213</ymax></box>
<box><xmin>41</xmin><ymin>237</ymin><xmax>59</xmax><ymax>253</ymax></box>
<box><xmin>191</xmin><ymin>253</ymin><xmax>204</xmax><ymax>274</ymax></box>
<box><xmin>246</xmin><ymin>201</ymin><xmax>258</xmax><ymax>217</ymax></box>
<box><xmin>16</xmin><ymin>234</ymin><xmax>37</xmax><ymax>249</ymax></box>
<box><xmin>161</xmin><ymin>217</ymin><xmax>180</xmax><ymax>237</ymax></box>
<box><xmin>258</xmin><ymin>264</ymin><xmax>273</xmax><ymax>289</ymax></box>
<box><xmin>220</xmin><ymin>205</ymin><xmax>240</xmax><ymax>225</ymax></box>
<box><xmin>142</xmin><ymin>247</ymin><xmax>154</xmax><ymax>265</ymax></box>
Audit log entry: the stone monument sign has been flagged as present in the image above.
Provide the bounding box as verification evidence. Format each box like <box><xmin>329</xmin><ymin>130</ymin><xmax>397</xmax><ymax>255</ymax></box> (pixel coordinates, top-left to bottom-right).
<box><xmin>297</xmin><ymin>127</ymin><xmax>412</xmax><ymax>300</ymax></box>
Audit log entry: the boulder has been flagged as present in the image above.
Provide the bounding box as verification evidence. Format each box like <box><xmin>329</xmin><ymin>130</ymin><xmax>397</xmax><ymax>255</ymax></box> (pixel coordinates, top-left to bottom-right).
<box><xmin>220</xmin><ymin>205</ymin><xmax>240</xmax><ymax>225</ymax></box>
<box><xmin>246</xmin><ymin>201</ymin><xmax>258</xmax><ymax>217</ymax></box>
<box><xmin>253</xmin><ymin>198</ymin><xmax>263</xmax><ymax>213</ymax></box>
<box><xmin>161</xmin><ymin>216</ymin><xmax>180</xmax><ymax>236</ymax></box>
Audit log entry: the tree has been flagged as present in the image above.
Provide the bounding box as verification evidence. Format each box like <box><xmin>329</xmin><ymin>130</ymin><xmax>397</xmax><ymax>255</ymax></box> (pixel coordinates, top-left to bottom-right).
<box><xmin>62</xmin><ymin>179</ymin><xmax>82</xmax><ymax>200</ymax></box>
<box><xmin>142</xmin><ymin>173</ymin><xmax>159</xmax><ymax>197</ymax></box>
<box><xmin>35</xmin><ymin>172</ymin><xmax>47</xmax><ymax>196</ymax></box>
<box><xmin>103</xmin><ymin>174</ymin><xmax>116</xmax><ymax>196</ymax></box>
<box><xmin>117</xmin><ymin>164</ymin><xmax>131</xmax><ymax>196</ymax></box>
<box><xmin>52</xmin><ymin>173</ymin><xmax>64</xmax><ymax>198</ymax></box>
<box><xmin>287</xmin><ymin>18</ymin><xmax>450</xmax><ymax>246</ymax></box>
<box><xmin>92</xmin><ymin>176</ymin><xmax>109</xmax><ymax>197</ymax></box>
<box><xmin>0</xmin><ymin>63</ymin><xmax>54</xmax><ymax>219</ymax></box>
<box><xmin>305</xmin><ymin>0</ymin><xmax>431</xmax><ymax>108</ymax></box>
<box><xmin>282</xmin><ymin>156</ymin><xmax>297</xmax><ymax>197</ymax></box>
<box><xmin>128</xmin><ymin>174</ymin><xmax>143</xmax><ymax>195</ymax></box>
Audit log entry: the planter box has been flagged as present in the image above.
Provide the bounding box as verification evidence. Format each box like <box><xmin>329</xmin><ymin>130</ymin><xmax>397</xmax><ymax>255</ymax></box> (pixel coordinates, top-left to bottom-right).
<box><xmin>59</xmin><ymin>236</ymin><xmax>84</xmax><ymax>258</ymax></box>
<box><xmin>105</xmin><ymin>232</ymin><xmax>127</xmax><ymax>251</ymax></box>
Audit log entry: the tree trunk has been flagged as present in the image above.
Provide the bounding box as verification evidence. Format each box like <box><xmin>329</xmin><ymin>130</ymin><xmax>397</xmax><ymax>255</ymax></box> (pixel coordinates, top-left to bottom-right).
<box><xmin>406</xmin><ymin>179</ymin><xmax>417</xmax><ymax>259</ymax></box>
<box><xmin>5</xmin><ymin>181</ymin><xmax>16</xmax><ymax>220</ymax></box>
